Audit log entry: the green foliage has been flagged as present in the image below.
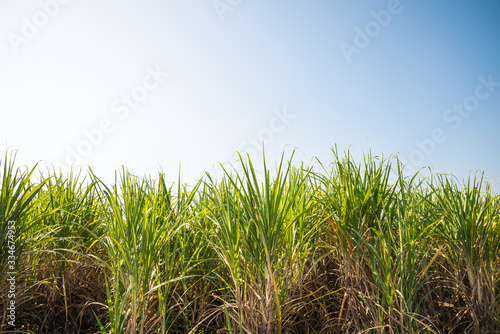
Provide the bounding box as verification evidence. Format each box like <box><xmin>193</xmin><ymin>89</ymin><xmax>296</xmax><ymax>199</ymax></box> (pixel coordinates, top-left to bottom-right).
<box><xmin>1</xmin><ymin>147</ymin><xmax>499</xmax><ymax>333</ymax></box>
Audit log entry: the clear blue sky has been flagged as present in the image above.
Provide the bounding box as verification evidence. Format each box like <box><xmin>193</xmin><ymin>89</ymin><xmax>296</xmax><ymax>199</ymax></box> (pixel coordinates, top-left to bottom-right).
<box><xmin>1</xmin><ymin>1</ymin><xmax>499</xmax><ymax>190</ymax></box>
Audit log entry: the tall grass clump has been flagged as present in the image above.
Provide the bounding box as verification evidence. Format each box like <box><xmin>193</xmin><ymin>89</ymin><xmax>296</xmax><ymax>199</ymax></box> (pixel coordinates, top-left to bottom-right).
<box><xmin>198</xmin><ymin>151</ymin><xmax>321</xmax><ymax>333</ymax></box>
<box><xmin>316</xmin><ymin>148</ymin><xmax>442</xmax><ymax>333</ymax></box>
<box><xmin>89</xmin><ymin>168</ymin><xmax>203</xmax><ymax>334</ymax></box>
<box><xmin>430</xmin><ymin>173</ymin><xmax>500</xmax><ymax>332</ymax></box>
<box><xmin>0</xmin><ymin>151</ymin><xmax>46</xmax><ymax>272</ymax></box>
<box><xmin>19</xmin><ymin>168</ymin><xmax>106</xmax><ymax>332</ymax></box>
<box><xmin>0</xmin><ymin>146</ymin><xmax>499</xmax><ymax>333</ymax></box>
<box><xmin>0</xmin><ymin>152</ymin><xmax>55</xmax><ymax>332</ymax></box>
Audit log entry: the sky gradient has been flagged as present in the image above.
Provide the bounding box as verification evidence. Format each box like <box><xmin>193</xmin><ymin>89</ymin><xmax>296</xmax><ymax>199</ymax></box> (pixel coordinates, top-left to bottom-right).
<box><xmin>1</xmin><ymin>1</ymin><xmax>499</xmax><ymax>189</ymax></box>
